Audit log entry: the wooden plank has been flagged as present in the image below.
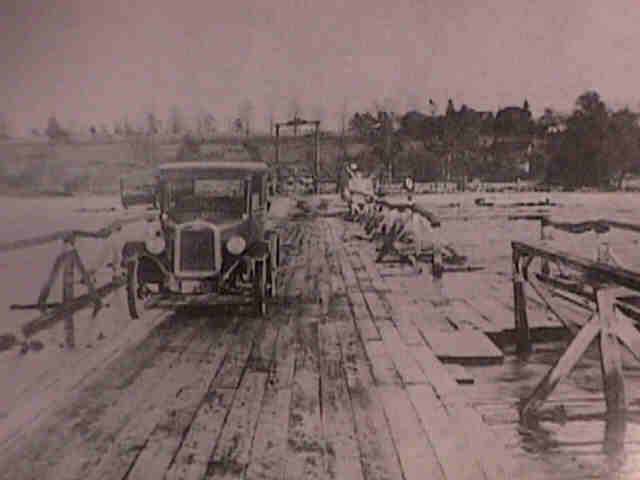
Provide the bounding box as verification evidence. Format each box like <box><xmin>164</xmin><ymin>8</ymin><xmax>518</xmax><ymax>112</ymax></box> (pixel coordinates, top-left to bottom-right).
<box><xmin>130</xmin><ymin>319</ymin><xmax>275</xmax><ymax>480</ymax></box>
<box><xmin>165</xmin><ymin>316</ymin><xmax>282</xmax><ymax>480</ymax></box>
<box><xmin>422</xmin><ymin>329</ymin><xmax>504</xmax><ymax>365</ymax></box>
<box><xmin>377</xmin><ymin>386</ymin><xmax>445</xmax><ymax>480</ymax></box>
<box><xmin>22</xmin><ymin>280</ymin><xmax>125</xmax><ymax>338</ymax></box>
<box><xmin>84</xmin><ymin>320</ymin><xmax>214</xmax><ymax>480</ymax></box>
<box><xmin>347</xmin><ymin>291</ymin><xmax>381</xmax><ymax>341</ymax></box>
<box><xmin>318</xmin><ymin>322</ymin><xmax>365</xmax><ymax>480</ymax></box>
<box><xmin>283</xmin><ymin>316</ymin><xmax>325</xmax><ymax>480</ymax></box>
<box><xmin>468</xmin><ymin>295</ymin><xmax>515</xmax><ymax>332</ymax></box>
<box><xmin>512</xmin><ymin>240</ymin><xmax>640</xmax><ymax>293</ymax></box>
<box><xmin>244</xmin><ymin>323</ymin><xmax>297</xmax><ymax>480</ymax></box>
<box><xmin>597</xmin><ymin>289</ymin><xmax>626</xmax><ymax>413</ymax></box>
<box><xmin>521</xmin><ymin>314</ymin><xmax>600</xmax><ymax>417</ymax></box>
<box><xmin>408</xmin><ymin>384</ymin><xmax>485</xmax><ymax>480</ymax></box>
<box><xmin>445</xmin><ymin>364</ymin><xmax>475</xmax><ymax>384</ymax></box>
<box><xmin>362</xmin><ymin>291</ymin><xmax>392</xmax><ymax>320</ymax></box>
<box><xmin>615</xmin><ymin>309</ymin><xmax>640</xmax><ymax>363</ymax></box>
<box><xmin>338</xmin><ymin>248</ymin><xmax>359</xmax><ymax>291</ymax></box>
<box><xmin>363</xmin><ymin>340</ymin><xmax>402</xmax><ymax>386</ymax></box>
<box><xmin>377</xmin><ymin>321</ymin><xmax>426</xmax><ymax>385</ymax></box>
<box><xmin>409</xmin><ymin>345</ymin><xmax>460</xmax><ymax>401</ymax></box>
<box><xmin>357</xmin><ymin>249</ymin><xmax>388</xmax><ymax>291</ymax></box>
<box><xmin>207</xmin><ymin>371</ymin><xmax>269</xmax><ymax>478</ymax></box>
<box><xmin>350</xmin><ymin>251</ymin><xmax>373</xmax><ymax>289</ymax></box>
<box><xmin>384</xmin><ymin>295</ymin><xmax>426</xmax><ymax>345</ymax></box>
<box><xmin>164</xmin><ymin>390</ymin><xmax>235</xmax><ymax>480</ymax></box>
<box><xmin>39</xmin><ymin>319</ymin><xmax>202</xmax><ymax>480</ymax></box>
<box><xmin>213</xmin><ymin>318</ymin><xmax>265</xmax><ymax>390</ymax></box>
<box><xmin>335</xmin><ymin>319</ymin><xmax>404</xmax><ymax>480</ymax></box>
<box><xmin>126</xmin><ymin>332</ymin><xmax>231</xmax><ymax>480</ymax></box>
<box><xmin>446</xmin><ymin>402</ymin><xmax>514</xmax><ymax>480</ymax></box>
<box><xmin>513</xmin><ymin>265</ymin><xmax>531</xmax><ymax>354</ymax></box>
<box><xmin>443</xmin><ymin>298</ymin><xmax>499</xmax><ymax>333</ymax></box>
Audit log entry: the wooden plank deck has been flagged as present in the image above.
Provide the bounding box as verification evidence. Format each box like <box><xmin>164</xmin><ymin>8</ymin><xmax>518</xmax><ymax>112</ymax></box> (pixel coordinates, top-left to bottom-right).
<box><xmin>0</xmin><ymin>207</ymin><xmax>525</xmax><ymax>480</ymax></box>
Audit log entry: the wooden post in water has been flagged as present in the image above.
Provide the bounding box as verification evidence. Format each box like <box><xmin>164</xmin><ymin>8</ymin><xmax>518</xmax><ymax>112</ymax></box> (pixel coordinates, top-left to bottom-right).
<box><xmin>313</xmin><ymin>120</ymin><xmax>320</xmax><ymax>194</ymax></box>
<box><xmin>62</xmin><ymin>237</ymin><xmax>75</xmax><ymax>349</ymax></box>
<box><xmin>540</xmin><ymin>217</ymin><xmax>551</xmax><ymax>276</ymax></box>
<box><xmin>597</xmin><ymin>288</ymin><xmax>626</xmax><ymax>414</ymax></box>
<box><xmin>512</xmin><ymin>251</ymin><xmax>531</xmax><ymax>355</ymax></box>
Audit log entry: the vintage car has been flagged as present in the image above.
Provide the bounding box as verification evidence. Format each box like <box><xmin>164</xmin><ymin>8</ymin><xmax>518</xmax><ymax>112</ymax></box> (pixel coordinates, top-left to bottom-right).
<box><xmin>121</xmin><ymin>161</ymin><xmax>279</xmax><ymax>317</ymax></box>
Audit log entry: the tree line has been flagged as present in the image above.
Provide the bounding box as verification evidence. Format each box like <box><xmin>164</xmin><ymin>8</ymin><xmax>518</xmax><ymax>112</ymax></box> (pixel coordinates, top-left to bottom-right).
<box><xmin>344</xmin><ymin>91</ymin><xmax>640</xmax><ymax>189</ymax></box>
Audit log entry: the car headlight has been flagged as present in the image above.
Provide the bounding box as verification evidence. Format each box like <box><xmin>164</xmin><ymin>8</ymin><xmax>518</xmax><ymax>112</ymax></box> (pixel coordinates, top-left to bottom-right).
<box><xmin>226</xmin><ymin>235</ymin><xmax>247</xmax><ymax>255</ymax></box>
<box><xmin>145</xmin><ymin>229</ymin><xmax>166</xmax><ymax>255</ymax></box>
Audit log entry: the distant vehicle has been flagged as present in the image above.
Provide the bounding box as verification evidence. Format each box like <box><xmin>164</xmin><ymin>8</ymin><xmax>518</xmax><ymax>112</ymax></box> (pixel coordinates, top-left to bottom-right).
<box><xmin>121</xmin><ymin>161</ymin><xmax>279</xmax><ymax>317</ymax></box>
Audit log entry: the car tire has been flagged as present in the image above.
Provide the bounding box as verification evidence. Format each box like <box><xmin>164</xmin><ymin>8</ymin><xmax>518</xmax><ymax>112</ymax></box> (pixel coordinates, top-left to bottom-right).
<box><xmin>126</xmin><ymin>259</ymin><xmax>146</xmax><ymax>319</ymax></box>
<box><xmin>253</xmin><ymin>258</ymin><xmax>267</xmax><ymax>316</ymax></box>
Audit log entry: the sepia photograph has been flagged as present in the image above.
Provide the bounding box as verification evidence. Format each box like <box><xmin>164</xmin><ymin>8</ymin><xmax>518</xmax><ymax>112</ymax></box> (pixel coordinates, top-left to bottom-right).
<box><xmin>2</xmin><ymin>1</ymin><xmax>640</xmax><ymax>478</ymax></box>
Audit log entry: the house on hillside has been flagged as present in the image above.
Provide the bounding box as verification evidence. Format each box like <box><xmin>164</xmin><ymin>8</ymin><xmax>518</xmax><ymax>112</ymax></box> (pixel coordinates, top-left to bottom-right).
<box><xmin>494</xmin><ymin>100</ymin><xmax>534</xmax><ymax>136</ymax></box>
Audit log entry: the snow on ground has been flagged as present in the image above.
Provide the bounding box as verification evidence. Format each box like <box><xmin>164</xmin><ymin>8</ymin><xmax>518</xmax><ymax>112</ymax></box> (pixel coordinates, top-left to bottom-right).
<box><xmin>0</xmin><ymin>194</ymin><xmax>159</xmax><ymax>420</ymax></box>
<box><xmin>1</xmin><ymin>191</ymin><xmax>640</xmax><ymax>447</ymax></box>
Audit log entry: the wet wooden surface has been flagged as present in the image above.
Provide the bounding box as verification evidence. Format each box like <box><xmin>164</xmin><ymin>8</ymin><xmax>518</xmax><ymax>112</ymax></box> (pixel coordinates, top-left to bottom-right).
<box><xmin>2</xmin><ymin>196</ymin><xmax>639</xmax><ymax>480</ymax></box>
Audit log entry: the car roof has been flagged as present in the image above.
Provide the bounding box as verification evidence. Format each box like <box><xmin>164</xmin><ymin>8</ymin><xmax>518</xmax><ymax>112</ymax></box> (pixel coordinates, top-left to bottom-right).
<box><xmin>158</xmin><ymin>161</ymin><xmax>269</xmax><ymax>172</ymax></box>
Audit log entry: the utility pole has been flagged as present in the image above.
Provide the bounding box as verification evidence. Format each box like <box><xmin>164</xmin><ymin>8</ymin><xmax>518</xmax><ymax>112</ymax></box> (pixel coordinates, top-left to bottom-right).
<box><xmin>274</xmin><ymin>117</ymin><xmax>322</xmax><ymax>194</ymax></box>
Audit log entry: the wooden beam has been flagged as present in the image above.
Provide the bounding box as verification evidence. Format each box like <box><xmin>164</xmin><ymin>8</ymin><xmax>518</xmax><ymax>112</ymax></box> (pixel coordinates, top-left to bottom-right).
<box><xmin>513</xmin><ymin>241</ymin><xmax>640</xmax><ymax>293</ymax></box>
<box><xmin>36</xmin><ymin>251</ymin><xmax>71</xmax><ymax>309</ymax></box>
<box><xmin>597</xmin><ymin>289</ymin><xmax>626</xmax><ymax>413</ymax></box>
<box><xmin>513</xmin><ymin>252</ymin><xmax>531</xmax><ymax>355</ymax></box>
<box><xmin>0</xmin><ymin>214</ymin><xmax>152</xmax><ymax>253</ymax></box>
<box><xmin>614</xmin><ymin>308</ymin><xmax>640</xmax><ymax>363</ymax></box>
<box><xmin>526</xmin><ymin>274</ymin><xmax>580</xmax><ymax>335</ymax></box>
<box><xmin>520</xmin><ymin>313</ymin><xmax>600</xmax><ymax>417</ymax></box>
<box><xmin>22</xmin><ymin>280</ymin><xmax>125</xmax><ymax>338</ymax></box>
<box><xmin>62</xmin><ymin>248</ymin><xmax>75</xmax><ymax>349</ymax></box>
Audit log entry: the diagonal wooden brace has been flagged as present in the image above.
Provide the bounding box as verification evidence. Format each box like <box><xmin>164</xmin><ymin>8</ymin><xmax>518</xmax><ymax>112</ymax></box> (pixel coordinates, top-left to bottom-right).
<box><xmin>520</xmin><ymin>313</ymin><xmax>600</xmax><ymax>417</ymax></box>
<box><xmin>36</xmin><ymin>250</ymin><xmax>72</xmax><ymax>311</ymax></box>
<box><xmin>70</xmin><ymin>249</ymin><xmax>103</xmax><ymax>318</ymax></box>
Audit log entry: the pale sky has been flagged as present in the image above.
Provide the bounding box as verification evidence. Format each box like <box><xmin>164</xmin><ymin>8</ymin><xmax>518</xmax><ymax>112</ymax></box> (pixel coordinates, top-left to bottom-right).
<box><xmin>3</xmin><ymin>0</ymin><xmax>640</xmax><ymax>135</ymax></box>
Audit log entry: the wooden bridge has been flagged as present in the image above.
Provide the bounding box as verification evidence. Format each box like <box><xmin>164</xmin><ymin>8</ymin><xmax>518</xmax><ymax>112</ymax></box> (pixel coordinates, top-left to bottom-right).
<box><xmin>2</xmin><ymin>196</ymin><xmax>640</xmax><ymax>479</ymax></box>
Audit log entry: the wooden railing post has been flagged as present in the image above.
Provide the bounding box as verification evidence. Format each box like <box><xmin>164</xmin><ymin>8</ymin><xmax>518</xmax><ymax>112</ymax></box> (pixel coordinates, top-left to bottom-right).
<box><xmin>62</xmin><ymin>237</ymin><xmax>75</xmax><ymax>349</ymax></box>
<box><xmin>540</xmin><ymin>217</ymin><xmax>551</xmax><ymax>276</ymax></box>
<box><xmin>597</xmin><ymin>288</ymin><xmax>626</xmax><ymax>414</ymax></box>
<box><xmin>512</xmin><ymin>250</ymin><xmax>531</xmax><ymax>355</ymax></box>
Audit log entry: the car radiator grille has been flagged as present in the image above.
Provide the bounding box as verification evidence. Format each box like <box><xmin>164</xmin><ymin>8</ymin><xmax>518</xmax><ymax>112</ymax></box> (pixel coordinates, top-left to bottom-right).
<box><xmin>179</xmin><ymin>229</ymin><xmax>215</xmax><ymax>272</ymax></box>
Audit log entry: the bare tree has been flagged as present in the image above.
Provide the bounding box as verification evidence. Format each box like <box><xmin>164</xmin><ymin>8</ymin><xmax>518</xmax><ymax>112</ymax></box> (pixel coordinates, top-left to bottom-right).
<box><xmin>265</xmin><ymin>105</ymin><xmax>276</xmax><ymax>136</ymax></box>
<box><xmin>46</xmin><ymin>115</ymin><xmax>69</xmax><ymax>143</ymax></box>
<box><xmin>428</xmin><ymin>98</ymin><xmax>438</xmax><ymax>117</ymax></box>
<box><xmin>238</xmin><ymin>99</ymin><xmax>254</xmax><ymax>137</ymax></box>
<box><xmin>196</xmin><ymin>110</ymin><xmax>216</xmax><ymax>140</ymax></box>
<box><xmin>168</xmin><ymin>105</ymin><xmax>186</xmax><ymax>136</ymax></box>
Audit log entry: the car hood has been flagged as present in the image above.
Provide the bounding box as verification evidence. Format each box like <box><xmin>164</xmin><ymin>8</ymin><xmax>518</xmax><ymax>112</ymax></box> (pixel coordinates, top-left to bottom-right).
<box><xmin>167</xmin><ymin>211</ymin><xmax>245</xmax><ymax>227</ymax></box>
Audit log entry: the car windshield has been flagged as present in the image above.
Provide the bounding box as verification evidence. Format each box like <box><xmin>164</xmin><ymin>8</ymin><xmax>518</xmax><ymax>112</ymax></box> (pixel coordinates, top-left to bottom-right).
<box><xmin>166</xmin><ymin>172</ymin><xmax>246</xmax><ymax>214</ymax></box>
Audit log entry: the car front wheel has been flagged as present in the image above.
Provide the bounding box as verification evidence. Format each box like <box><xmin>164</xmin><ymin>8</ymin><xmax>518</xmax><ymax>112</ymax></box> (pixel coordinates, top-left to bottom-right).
<box><xmin>253</xmin><ymin>258</ymin><xmax>268</xmax><ymax>316</ymax></box>
<box><xmin>126</xmin><ymin>259</ymin><xmax>148</xmax><ymax>319</ymax></box>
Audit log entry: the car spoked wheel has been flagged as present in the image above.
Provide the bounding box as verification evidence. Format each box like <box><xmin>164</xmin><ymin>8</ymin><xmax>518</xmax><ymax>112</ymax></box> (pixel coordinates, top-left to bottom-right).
<box><xmin>126</xmin><ymin>259</ymin><xmax>149</xmax><ymax>319</ymax></box>
<box><xmin>253</xmin><ymin>258</ymin><xmax>267</xmax><ymax>316</ymax></box>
